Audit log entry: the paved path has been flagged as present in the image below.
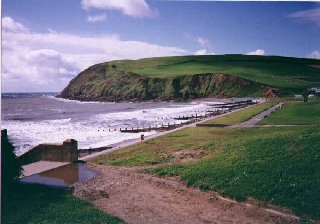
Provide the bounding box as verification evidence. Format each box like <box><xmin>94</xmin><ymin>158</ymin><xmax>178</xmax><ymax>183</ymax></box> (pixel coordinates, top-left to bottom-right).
<box><xmin>21</xmin><ymin>161</ymin><xmax>69</xmax><ymax>177</ymax></box>
<box><xmin>232</xmin><ymin>102</ymin><xmax>284</xmax><ymax>128</ymax></box>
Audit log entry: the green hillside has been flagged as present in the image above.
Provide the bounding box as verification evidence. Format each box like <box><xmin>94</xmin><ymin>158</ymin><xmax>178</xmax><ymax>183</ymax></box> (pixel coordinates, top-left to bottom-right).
<box><xmin>60</xmin><ymin>55</ymin><xmax>320</xmax><ymax>101</ymax></box>
<box><xmin>105</xmin><ymin>55</ymin><xmax>320</xmax><ymax>89</ymax></box>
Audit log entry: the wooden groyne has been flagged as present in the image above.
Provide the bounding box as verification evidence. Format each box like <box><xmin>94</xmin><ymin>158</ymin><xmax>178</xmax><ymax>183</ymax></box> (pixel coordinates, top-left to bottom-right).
<box><xmin>119</xmin><ymin>110</ymin><xmax>228</xmax><ymax>133</ymax></box>
<box><xmin>119</xmin><ymin>119</ymin><xmax>196</xmax><ymax>133</ymax></box>
<box><xmin>208</xmin><ymin>100</ymin><xmax>257</xmax><ymax>108</ymax></box>
<box><xmin>117</xmin><ymin>100</ymin><xmax>257</xmax><ymax>133</ymax></box>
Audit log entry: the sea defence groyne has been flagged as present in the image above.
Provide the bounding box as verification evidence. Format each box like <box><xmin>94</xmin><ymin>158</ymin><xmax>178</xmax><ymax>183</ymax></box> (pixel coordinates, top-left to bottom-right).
<box><xmin>118</xmin><ymin>100</ymin><xmax>256</xmax><ymax>133</ymax></box>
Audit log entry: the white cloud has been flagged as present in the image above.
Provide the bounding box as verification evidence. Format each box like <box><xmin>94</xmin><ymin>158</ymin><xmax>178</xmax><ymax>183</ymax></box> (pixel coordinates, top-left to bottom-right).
<box><xmin>194</xmin><ymin>37</ymin><xmax>215</xmax><ymax>55</ymax></box>
<box><xmin>309</xmin><ymin>50</ymin><xmax>320</xmax><ymax>59</ymax></box>
<box><xmin>24</xmin><ymin>49</ymin><xmax>78</xmax><ymax>79</ymax></box>
<box><xmin>194</xmin><ymin>48</ymin><xmax>215</xmax><ymax>55</ymax></box>
<box><xmin>288</xmin><ymin>7</ymin><xmax>320</xmax><ymax>26</ymax></box>
<box><xmin>47</xmin><ymin>28</ymin><xmax>58</xmax><ymax>33</ymax></box>
<box><xmin>194</xmin><ymin>49</ymin><xmax>207</xmax><ymax>55</ymax></box>
<box><xmin>81</xmin><ymin>0</ymin><xmax>158</xmax><ymax>18</ymax></box>
<box><xmin>196</xmin><ymin>37</ymin><xmax>210</xmax><ymax>49</ymax></box>
<box><xmin>2</xmin><ymin>17</ymin><xmax>186</xmax><ymax>92</ymax></box>
<box><xmin>246</xmin><ymin>49</ymin><xmax>265</xmax><ymax>56</ymax></box>
<box><xmin>2</xmin><ymin>17</ymin><xmax>29</xmax><ymax>33</ymax></box>
<box><xmin>87</xmin><ymin>13</ymin><xmax>107</xmax><ymax>23</ymax></box>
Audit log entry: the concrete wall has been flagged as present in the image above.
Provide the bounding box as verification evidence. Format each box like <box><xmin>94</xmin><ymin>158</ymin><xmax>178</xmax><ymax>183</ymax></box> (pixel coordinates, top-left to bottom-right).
<box><xmin>19</xmin><ymin>139</ymin><xmax>78</xmax><ymax>165</ymax></box>
<box><xmin>196</xmin><ymin>123</ymin><xmax>231</xmax><ymax>127</ymax></box>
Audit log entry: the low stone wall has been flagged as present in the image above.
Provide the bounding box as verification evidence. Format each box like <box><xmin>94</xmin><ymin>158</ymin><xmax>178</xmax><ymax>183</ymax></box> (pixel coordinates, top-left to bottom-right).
<box><xmin>196</xmin><ymin>123</ymin><xmax>231</xmax><ymax>127</ymax></box>
<box><xmin>19</xmin><ymin>139</ymin><xmax>78</xmax><ymax>165</ymax></box>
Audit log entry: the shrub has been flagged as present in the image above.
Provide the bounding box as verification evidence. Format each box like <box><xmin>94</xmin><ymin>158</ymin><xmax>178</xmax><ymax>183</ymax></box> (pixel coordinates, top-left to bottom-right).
<box><xmin>1</xmin><ymin>130</ymin><xmax>22</xmax><ymax>188</ymax></box>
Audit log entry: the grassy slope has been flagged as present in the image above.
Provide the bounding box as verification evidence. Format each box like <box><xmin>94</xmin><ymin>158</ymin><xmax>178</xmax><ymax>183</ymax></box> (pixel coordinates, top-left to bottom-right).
<box><xmin>151</xmin><ymin>126</ymin><xmax>320</xmax><ymax>219</ymax></box>
<box><xmin>108</xmin><ymin>55</ymin><xmax>320</xmax><ymax>91</ymax></box>
<box><xmin>2</xmin><ymin>183</ymin><xmax>124</xmax><ymax>224</ymax></box>
<box><xmin>93</xmin><ymin>99</ymin><xmax>320</xmax><ymax>219</ymax></box>
<box><xmin>94</xmin><ymin>127</ymin><xmax>243</xmax><ymax>166</ymax></box>
<box><xmin>204</xmin><ymin>100</ymin><xmax>277</xmax><ymax>125</ymax></box>
<box><xmin>259</xmin><ymin>98</ymin><xmax>320</xmax><ymax>125</ymax></box>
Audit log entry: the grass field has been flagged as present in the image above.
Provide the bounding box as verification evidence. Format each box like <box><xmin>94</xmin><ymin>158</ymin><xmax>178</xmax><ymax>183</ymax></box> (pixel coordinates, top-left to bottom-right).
<box><xmin>108</xmin><ymin>55</ymin><xmax>320</xmax><ymax>90</ymax></box>
<box><xmin>93</xmin><ymin>99</ymin><xmax>320</xmax><ymax>219</ymax></box>
<box><xmin>204</xmin><ymin>100</ymin><xmax>277</xmax><ymax>125</ymax></box>
<box><xmin>259</xmin><ymin>98</ymin><xmax>320</xmax><ymax>125</ymax></box>
<box><xmin>2</xmin><ymin>183</ymin><xmax>124</xmax><ymax>224</ymax></box>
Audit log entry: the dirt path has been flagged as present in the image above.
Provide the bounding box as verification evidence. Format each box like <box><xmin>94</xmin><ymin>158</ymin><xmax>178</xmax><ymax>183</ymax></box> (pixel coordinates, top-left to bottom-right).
<box><xmin>73</xmin><ymin>164</ymin><xmax>299</xmax><ymax>224</ymax></box>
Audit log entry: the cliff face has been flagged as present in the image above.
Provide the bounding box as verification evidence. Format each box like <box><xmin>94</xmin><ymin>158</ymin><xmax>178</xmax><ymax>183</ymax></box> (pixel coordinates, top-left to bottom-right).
<box><xmin>59</xmin><ymin>63</ymin><xmax>270</xmax><ymax>101</ymax></box>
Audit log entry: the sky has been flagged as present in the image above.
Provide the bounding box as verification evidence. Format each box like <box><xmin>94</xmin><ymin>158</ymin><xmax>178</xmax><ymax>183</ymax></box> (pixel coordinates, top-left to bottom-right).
<box><xmin>1</xmin><ymin>0</ymin><xmax>320</xmax><ymax>92</ymax></box>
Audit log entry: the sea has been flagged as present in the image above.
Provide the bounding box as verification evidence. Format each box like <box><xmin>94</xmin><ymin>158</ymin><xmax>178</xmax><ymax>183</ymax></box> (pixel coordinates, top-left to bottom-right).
<box><xmin>1</xmin><ymin>92</ymin><xmax>215</xmax><ymax>156</ymax></box>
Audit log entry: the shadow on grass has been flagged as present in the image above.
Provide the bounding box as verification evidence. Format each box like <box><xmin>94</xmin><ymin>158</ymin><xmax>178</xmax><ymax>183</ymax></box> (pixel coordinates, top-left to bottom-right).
<box><xmin>2</xmin><ymin>182</ymin><xmax>124</xmax><ymax>224</ymax></box>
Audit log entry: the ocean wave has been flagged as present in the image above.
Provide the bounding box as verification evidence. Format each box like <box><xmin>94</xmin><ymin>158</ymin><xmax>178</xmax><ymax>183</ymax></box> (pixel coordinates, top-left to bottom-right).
<box><xmin>3</xmin><ymin>100</ymin><xmax>217</xmax><ymax>156</ymax></box>
<box><xmin>95</xmin><ymin>103</ymin><xmax>209</xmax><ymax>122</ymax></box>
<box><xmin>47</xmin><ymin>96</ymin><xmax>116</xmax><ymax>104</ymax></box>
<box><xmin>2</xmin><ymin>92</ymin><xmax>58</xmax><ymax>98</ymax></box>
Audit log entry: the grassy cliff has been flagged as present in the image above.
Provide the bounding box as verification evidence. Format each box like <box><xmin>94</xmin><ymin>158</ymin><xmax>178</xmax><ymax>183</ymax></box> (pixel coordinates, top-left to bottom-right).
<box><xmin>60</xmin><ymin>54</ymin><xmax>320</xmax><ymax>101</ymax></box>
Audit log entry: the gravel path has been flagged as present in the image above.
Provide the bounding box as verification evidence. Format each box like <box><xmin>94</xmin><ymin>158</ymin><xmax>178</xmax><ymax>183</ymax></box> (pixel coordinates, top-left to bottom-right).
<box><xmin>73</xmin><ymin>163</ymin><xmax>299</xmax><ymax>224</ymax></box>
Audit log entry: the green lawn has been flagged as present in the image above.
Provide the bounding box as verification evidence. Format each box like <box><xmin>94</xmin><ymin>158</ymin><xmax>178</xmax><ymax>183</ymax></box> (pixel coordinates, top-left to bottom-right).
<box><xmin>2</xmin><ymin>183</ymin><xmax>124</xmax><ymax>224</ymax></box>
<box><xmin>150</xmin><ymin>126</ymin><xmax>320</xmax><ymax>219</ymax></box>
<box><xmin>259</xmin><ymin>98</ymin><xmax>320</xmax><ymax>125</ymax></box>
<box><xmin>107</xmin><ymin>55</ymin><xmax>320</xmax><ymax>90</ymax></box>
<box><xmin>203</xmin><ymin>100</ymin><xmax>277</xmax><ymax>125</ymax></box>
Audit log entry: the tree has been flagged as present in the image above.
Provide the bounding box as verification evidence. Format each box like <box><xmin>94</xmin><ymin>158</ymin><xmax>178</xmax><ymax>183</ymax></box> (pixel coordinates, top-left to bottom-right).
<box><xmin>1</xmin><ymin>130</ymin><xmax>22</xmax><ymax>188</ymax></box>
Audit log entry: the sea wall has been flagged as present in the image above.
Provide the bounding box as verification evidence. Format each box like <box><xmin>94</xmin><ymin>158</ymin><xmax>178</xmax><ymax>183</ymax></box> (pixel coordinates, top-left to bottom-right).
<box><xmin>19</xmin><ymin>139</ymin><xmax>78</xmax><ymax>165</ymax></box>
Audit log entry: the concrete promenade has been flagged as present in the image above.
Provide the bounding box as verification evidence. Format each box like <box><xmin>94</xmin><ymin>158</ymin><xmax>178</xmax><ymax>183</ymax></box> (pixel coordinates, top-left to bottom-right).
<box><xmin>232</xmin><ymin>102</ymin><xmax>284</xmax><ymax>128</ymax></box>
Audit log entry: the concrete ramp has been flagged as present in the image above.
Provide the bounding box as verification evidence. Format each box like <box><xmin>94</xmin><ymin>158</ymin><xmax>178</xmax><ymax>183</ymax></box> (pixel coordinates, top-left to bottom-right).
<box><xmin>21</xmin><ymin>161</ymin><xmax>69</xmax><ymax>177</ymax></box>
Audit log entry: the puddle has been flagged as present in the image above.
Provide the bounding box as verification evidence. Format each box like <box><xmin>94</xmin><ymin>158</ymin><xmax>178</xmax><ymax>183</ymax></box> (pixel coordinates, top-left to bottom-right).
<box><xmin>20</xmin><ymin>163</ymin><xmax>98</xmax><ymax>187</ymax></box>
